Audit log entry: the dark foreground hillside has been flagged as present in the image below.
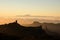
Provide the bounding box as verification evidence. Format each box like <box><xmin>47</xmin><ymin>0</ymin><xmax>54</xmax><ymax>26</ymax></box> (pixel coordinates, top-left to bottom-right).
<box><xmin>0</xmin><ymin>20</ymin><xmax>60</xmax><ymax>40</ymax></box>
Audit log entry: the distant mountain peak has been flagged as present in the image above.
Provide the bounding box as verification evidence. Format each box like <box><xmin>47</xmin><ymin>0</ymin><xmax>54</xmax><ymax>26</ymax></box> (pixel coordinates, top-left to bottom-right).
<box><xmin>32</xmin><ymin>21</ymin><xmax>40</xmax><ymax>24</ymax></box>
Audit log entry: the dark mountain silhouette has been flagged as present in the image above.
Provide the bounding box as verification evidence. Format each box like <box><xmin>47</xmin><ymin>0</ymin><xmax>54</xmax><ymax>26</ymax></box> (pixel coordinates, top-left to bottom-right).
<box><xmin>42</xmin><ymin>23</ymin><xmax>60</xmax><ymax>35</ymax></box>
<box><xmin>0</xmin><ymin>20</ymin><xmax>60</xmax><ymax>40</ymax></box>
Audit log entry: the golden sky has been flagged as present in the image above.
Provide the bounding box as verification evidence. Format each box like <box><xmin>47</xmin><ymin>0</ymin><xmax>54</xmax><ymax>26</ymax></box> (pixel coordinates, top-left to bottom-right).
<box><xmin>0</xmin><ymin>0</ymin><xmax>60</xmax><ymax>17</ymax></box>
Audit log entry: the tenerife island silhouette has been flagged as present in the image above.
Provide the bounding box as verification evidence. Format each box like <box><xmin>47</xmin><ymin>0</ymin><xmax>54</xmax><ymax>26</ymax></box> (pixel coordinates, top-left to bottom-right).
<box><xmin>0</xmin><ymin>20</ymin><xmax>60</xmax><ymax>40</ymax></box>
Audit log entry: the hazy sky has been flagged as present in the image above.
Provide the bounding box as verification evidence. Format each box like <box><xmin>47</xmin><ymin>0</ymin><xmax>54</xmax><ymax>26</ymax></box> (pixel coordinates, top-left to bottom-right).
<box><xmin>0</xmin><ymin>0</ymin><xmax>60</xmax><ymax>17</ymax></box>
